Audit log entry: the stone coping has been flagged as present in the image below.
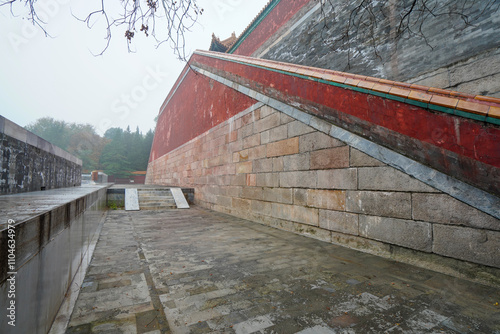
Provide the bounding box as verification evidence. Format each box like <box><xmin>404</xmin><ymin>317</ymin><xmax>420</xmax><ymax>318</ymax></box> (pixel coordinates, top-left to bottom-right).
<box><xmin>0</xmin><ymin>116</ymin><xmax>82</xmax><ymax>165</ymax></box>
<box><xmin>195</xmin><ymin>50</ymin><xmax>500</xmax><ymax>125</ymax></box>
<box><xmin>0</xmin><ymin>184</ymin><xmax>111</xmax><ymax>230</ymax></box>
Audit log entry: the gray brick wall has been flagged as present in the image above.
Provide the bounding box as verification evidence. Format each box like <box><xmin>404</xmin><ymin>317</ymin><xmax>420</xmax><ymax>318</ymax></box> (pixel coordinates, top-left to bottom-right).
<box><xmin>256</xmin><ymin>0</ymin><xmax>500</xmax><ymax>97</ymax></box>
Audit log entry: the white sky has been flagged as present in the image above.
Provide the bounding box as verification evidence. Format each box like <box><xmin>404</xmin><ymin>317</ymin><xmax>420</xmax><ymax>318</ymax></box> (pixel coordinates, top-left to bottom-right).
<box><xmin>0</xmin><ymin>0</ymin><xmax>269</xmax><ymax>135</ymax></box>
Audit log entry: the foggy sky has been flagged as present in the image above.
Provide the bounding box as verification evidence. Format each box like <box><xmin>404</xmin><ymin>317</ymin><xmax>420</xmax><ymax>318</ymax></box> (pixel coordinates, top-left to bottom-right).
<box><xmin>0</xmin><ymin>0</ymin><xmax>269</xmax><ymax>135</ymax></box>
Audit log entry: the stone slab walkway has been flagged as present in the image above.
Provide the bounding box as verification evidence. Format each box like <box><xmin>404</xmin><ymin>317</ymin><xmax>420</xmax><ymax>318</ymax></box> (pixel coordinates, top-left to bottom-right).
<box><xmin>66</xmin><ymin>207</ymin><xmax>500</xmax><ymax>334</ymax></box>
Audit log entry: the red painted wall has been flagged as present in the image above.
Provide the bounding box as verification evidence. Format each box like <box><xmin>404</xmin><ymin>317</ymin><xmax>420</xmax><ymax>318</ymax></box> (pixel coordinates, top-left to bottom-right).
<box><xmin>150</xmin><ymin>67</ymin><xmax>257</xmax><ymax>162</ymax></box>
<box><xmin>189</xmin><ymin>52</ymin><xmax>500</xmax><ymax>194</ymax></box>
<box><xmin>232</xmin><ymin>0</ymin><xmax>311</xmax><ymax>56</ymax></box>
<box><xmin>192</xmin><ymin>53</ymin><xmax>500</xmax><ymax>168</ymax></box>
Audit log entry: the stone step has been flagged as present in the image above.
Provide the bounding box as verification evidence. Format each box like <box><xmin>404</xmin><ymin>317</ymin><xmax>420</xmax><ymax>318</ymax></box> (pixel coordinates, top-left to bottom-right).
<box><xmin>139</xmin><ymin>205</ymin><xmax>177</xmax><ymax>210</ymax></box>
<box><xmin>139</xmin><ymin>201</ymin><xmax>176</xmax><ymax>206</ymax></box>
<box><xmin>138</xmin><ymin>189</ymin><xmax>172</xmax><ymax>193</ymax></box>
<box><xmin>135</xmin><ymin>188</ymin><xmax>189</xmax><ymax>210</ymax></box>
<box><xmin>139</xmin><ymin>195</ymin><xmax>174</xmax><ymax>200</ymax></box>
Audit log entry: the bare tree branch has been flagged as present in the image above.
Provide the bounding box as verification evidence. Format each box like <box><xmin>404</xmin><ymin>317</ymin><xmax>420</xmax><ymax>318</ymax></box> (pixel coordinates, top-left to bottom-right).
<box><xmin>1</xmin><ymin>0</ymin><xmax>203</xmax><ymax>59</ymax></box>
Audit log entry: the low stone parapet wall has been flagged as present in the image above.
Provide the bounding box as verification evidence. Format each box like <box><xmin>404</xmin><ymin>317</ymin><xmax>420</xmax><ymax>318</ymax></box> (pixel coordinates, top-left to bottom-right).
<box><xmin>0</xmin><ymin>185</ymin><xmax>110</xmax><ymax>334</ymax></box>
<box><xmin>0</xmin><ymin>116</ymin><xmax>82</xmax><ymax>195</ymax></box>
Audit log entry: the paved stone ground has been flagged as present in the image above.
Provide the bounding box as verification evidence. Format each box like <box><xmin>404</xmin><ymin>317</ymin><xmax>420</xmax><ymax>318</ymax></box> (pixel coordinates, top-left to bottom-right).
<box><xmin>66</xmin><ymin>207</ymin><xmax>500</xmax><ymax>334</ymax></box>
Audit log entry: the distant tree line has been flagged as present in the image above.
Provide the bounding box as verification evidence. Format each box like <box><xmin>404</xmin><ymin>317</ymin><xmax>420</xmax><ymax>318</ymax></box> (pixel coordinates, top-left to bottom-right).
<box><xmin>25</xmin><ymin>117</ymin><xmax>154</xmax><ymax>178</ymax></box>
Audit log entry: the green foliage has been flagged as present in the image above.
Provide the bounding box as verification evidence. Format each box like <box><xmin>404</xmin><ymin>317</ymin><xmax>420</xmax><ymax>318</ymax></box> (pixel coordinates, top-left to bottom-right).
<box><xmin>107</xmin><ymin>201</ymin><xmax>118</xmax><ymax>210</ymax></box>
<box><xmin>25</xmin><ymin>118</ymin><xmax>154</xmax><ymax>175</ymax></box>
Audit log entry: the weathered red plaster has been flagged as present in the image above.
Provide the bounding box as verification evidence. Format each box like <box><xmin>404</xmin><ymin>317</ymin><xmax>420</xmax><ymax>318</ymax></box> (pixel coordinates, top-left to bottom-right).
<box><xmin>150</xmin><ymin>67</ymin><xmax>257</xmax><ymax>162</ymax></box>
<box><xmin>191</xmin><ymin>53</ymin><xmax>500</xmax><ymax>169</ymax></box>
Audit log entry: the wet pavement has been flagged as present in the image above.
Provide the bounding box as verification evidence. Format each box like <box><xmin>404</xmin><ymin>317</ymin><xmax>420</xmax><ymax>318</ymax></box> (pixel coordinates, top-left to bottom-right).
<box><xmin>0</xmin><ymin>184</ymin><xmax>111</xmax><ymax>230</ymax></box>
<box><xmin>65</xmin><ymin>207</ymin><xmax>500</xmax><ymax>334</ymax></box>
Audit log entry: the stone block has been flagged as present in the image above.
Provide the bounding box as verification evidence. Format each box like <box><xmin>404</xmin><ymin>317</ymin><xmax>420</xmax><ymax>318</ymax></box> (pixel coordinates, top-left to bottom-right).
<box><xmin>299</xmin><ymin>132</ymin><xmax>343</xmax><ymax>153</ymax></box>
<box><xmin>267</xmin><ymin>137</ymin><xmax>299</xmax><ymax>157</ymax></box>
<box><xmin>254</xmin><ymin>113</ymin><xmax>280</xmax><ymax>133</ymax></box>
<box><xmin>262</xmin><ymin>187</ymin><xmax>293</xmax><ymax>204</ymax></box>
<box><xmin>228</xmin><ymin>140</ymin><xmax>243</xmax><ymax>153</ymax></box>
<box><xmin>350</xmin><ymin>148</ymin><xmax>385</xmax><ymax>167</ymax></box>
<box><xmin>236</xmin><ymin>161</ymin><xmax>253</xmax><ymax>174</ymax></box>
<box><xmin>239</xmin><ymin>123</ymin><xmax>254</xmax><ymax>139</ymax></box>
<box><xmin>273</xmin><ymin>157</ymin><xmax>284</xmax><ymax>172</ymax></box>
<box><xmin>233</xmin><ymin>150</ymin><xmax>248</xmax><ymax>162</ymax></box>
<box><xmin>226</xmin><ymin>186</ymin><xmax>242</xmax><ymax>198</ymax></box>
<box><xmin>291</xmin><ymin>205</ymin><xmax>319</xmax><ymax>226</ymax></box>
<box><xmin>227</xmin><ymin>130</ymin><xmax>238</xmax><ymax>143</ymax></box>
<box><xmin>241</xmin><ymin>109</ymin><xmax>260</xmax><ymax>125</ymax></box>
<box><xmin>307</xmin><ymin>189</ymin><xmax>345</xmax><ymax>210</ymax></box>
<box><xmin>216</xmin><ymin>195</ymin><xmax>232</xmax><ymax>207</ymax></box>
<box><xmin>288</xmin><ymin>120</ymin><xmax>314</xmax><ymax>137</ymax></box>
<box><xmin>243</xmin><ymin>134</ymin><xmax>261</xmax><ymax>149</ymax></box>
<box><xmin>319</xmin><ymin>210</ymin><xmax>359</xmax><ymax>235</ymax></box>
<box><xmin>279</xmin><ymin>171</ymin><xmax>317</xmax><ymax>188</ymax></box>
<box><xmin>283</xmin><ymin>153</ymin><xmax>310</xmax><ymax>171</ymax></box>
<box><xmin>272</xmin><ymin>203</ymin><xmax>294</xmax><ymax>221</ymax></box>
<box><xmin>293</xmin><ymin>189</ymin><xmax>308</xmax><ymax>206</ymax></box>
<box><xmin>317</xmin><ymin>169</ymin><xmax>357</xmax><ymax>190</ymax></box>
<box><xmin>231</xmin><ymin>174</ymin><xmax>247</xmax><ymax>186</ymax></box>
<box><xmin>261</xmin><ymin>131</ymin><xmax>270</xmax><ymax>144</ymax></box>
<box><xmin>310</xmin><ymin>146</ymin><xmax>349</xmax><ymax>170</ymax></box>
<box><xmin>433</xmin><ymin>224</ymin><xmax>500</xmax><ymax>268</ymax></box>
<box><xmin>359</xmin><ymin>215</ymin><xmax>432</xmax><ymax>252</ymax></box>
<box><xmin>412</xmin><ymin>194</ymin><xmax>500</xmax><ymax>231</ymax></box>
<box><xmin>241</xmin><ymin>187</ymin><xmax>263</xmax><ymax>200</ymax></box>
<box><xmin>249</xmin><ymin>145</ymin><xmax>267</xmax><ymax>160</ymax></box>
<box><xmin>259</xmin><ymin>105</ymin><xmax>275</xmax><ymax>118</ymax></box>
<box><xmin>280</xmin><ymin>113</ymin><xmax>295</xmax><ymax>124</ymax></box>
<box><xmin>293</xmin><ymin>222</ymin><xmax>332</xmax><ymax>242</ymax></box>
<box><xmin>269</xmin><ymin>124</ymin><xmax>288</xmax><ymax>142</ymax></box>
<box><xmin>251</xmin><ymin>200</ymin><xmax>273</xmax><ymax>216</ymax></box>
<box><xmin>346</xmin><ymin>191</ymin><xmax>412</xmax><ymax>219</ymax></box>
<box><xmin>256</xmin><ymin>173</ymin><xmax>280</xmax><ymax>187</ymax></box>
<box><xmin>358</xmin><ymin>167</ymin><xmax>438</xmax><ymax>192</ymax></box>
<box><xmin>330</xmin><ymin>231</ymin><xmax>392</xmax><ymax>258</ymax></box>
<box><xmin>232</xmin><ymin>198</ymin><xmax>251</xmax><ymax>212</ymax></box>
<box><xmin>253</xmin><ymin>158</ymin><xmax>274</xmax><ymax>173</ymax></box>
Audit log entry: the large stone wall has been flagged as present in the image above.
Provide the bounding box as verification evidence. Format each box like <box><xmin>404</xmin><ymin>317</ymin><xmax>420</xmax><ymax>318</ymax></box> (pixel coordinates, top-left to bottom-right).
<box><xmin>247</xmin><ymin>0</ymin><xmax>500</xmax><ymax>97</ymax></box>
<box><xmin>0</xmin><ymin>116</ymin><xmax>81</xmax><ymax>194</ymax></box>
<box><xmin>147</xmin><ymin>103</ymin><xmax>500</xmax><ymax>283</ymax></box>
<box><xmin>190</xmin><ymin>51</ymin><xmax>500</xmax><ymax>196</ymax></box>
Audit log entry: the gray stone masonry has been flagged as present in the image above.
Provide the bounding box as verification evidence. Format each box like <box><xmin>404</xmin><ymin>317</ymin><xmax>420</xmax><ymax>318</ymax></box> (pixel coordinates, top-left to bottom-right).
<box><xmin>259</xmin><ymin>0</ymin><xmax>500</xmax><ymax>97</ymax></box>
<box><xmin>0</xmin><ymin>116</ymin><xmax>82</xmax><ymax>194</ymax></box>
